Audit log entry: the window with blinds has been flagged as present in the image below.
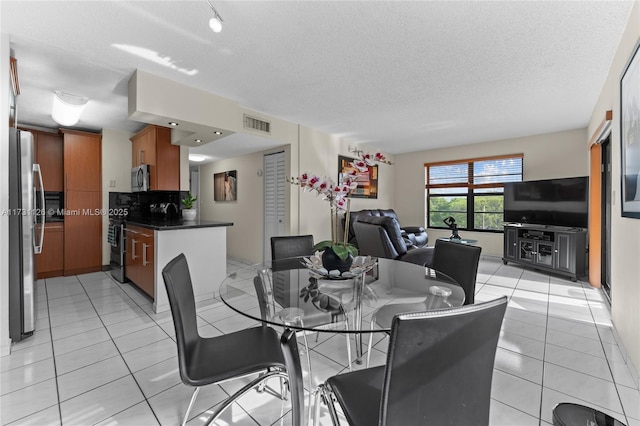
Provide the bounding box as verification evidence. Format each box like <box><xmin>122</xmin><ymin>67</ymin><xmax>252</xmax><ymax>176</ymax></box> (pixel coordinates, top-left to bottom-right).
<box><xmin>425</xmin><ymin>154</ymin><xmax>523</xmax><ymax>231</ymax></box>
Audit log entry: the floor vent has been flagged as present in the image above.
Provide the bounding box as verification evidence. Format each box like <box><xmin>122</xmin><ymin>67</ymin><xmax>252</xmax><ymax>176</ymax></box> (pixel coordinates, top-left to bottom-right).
<box><xmin>243</xmin><ymin>114</ymin><xmax>271</xmax><ymax>134</ymax></box>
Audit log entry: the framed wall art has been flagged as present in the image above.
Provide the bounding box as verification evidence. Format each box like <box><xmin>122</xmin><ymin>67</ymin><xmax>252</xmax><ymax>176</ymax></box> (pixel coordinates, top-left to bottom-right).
<box><xmin>338</xmin><ymin>155</ymin><xmax>378</xmax><ymax>199</ymax></box>
<box><xmin>620</xmin><ymin>40</ymin><xmax>640</xmax><ymax>218</ymax></box>
<box><xmin>214</xmin><ymin>170</ymin><xmax>237</xmax><ymax>201</ymax></box>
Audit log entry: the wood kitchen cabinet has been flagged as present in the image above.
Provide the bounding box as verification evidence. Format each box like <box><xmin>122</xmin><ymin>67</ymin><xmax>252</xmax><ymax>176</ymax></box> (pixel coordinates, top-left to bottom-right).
<box><xmin>125</xmin><ymin>225</ymin><xmax>155</xmax><ymax>298</ymax></box>
<box><xmin>33</xmin><ymin>130</ymin><xmax>64</xmax><ymax>192</ymax></box>
<box><xmin>35</xmin><ymin>223</ymin><xmax>64</xmax><ymax>279</ymax></box>
<box><xmin>62</xmin><ymin>129</ymin><xmax>101</xmax><ymax>191</ymax></box>
<box><xmin>64</xmin><ymin>191</ymin><xmax>102</xmax><ymax>275</ymax></box>
<box><xmin>130</xmin><ymin>125</ymin><xmax>179</xmax><ymax>191</ymax></box>
<box><xmin>61</xmin><ymin>129</ymin><xmax>102</xmax><ymax>276</ymax></box>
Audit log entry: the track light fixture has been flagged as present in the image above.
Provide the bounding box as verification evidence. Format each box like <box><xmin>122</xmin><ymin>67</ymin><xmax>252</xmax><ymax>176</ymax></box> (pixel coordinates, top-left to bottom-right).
<box><xmin>204</xmin><ymin>0</ymin><xmax>223</xmax><ymax>33</ymax></box>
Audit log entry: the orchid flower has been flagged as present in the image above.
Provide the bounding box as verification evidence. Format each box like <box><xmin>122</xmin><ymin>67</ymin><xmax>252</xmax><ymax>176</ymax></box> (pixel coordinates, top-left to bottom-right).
<box><xmin>288</xmin><ymin>149</ymin><xmax>392</xmax><ymax>259</ymax></box>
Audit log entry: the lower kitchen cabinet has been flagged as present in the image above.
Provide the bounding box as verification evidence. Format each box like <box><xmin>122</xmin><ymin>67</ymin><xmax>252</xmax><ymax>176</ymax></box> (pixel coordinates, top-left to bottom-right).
<box><xmin>125</xmin><ymin>225</ymin><xmax>155</xmax><ymax>298</ymax></box>
<box><xmin>64</xmin><ymin>191</ymin><xmax>102</xmax><ymax>275</ymax></box>
<box><xmin>36</xmin><ymin>222</ymin><xmax>64</xmax><ymax>279</ymax></box>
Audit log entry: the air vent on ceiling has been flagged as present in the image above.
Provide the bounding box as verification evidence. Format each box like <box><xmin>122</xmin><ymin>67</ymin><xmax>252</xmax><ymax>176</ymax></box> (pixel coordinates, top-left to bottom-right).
<box><xmin>243</xmin><ymin>114</ymin><xmax>271</xmax><ymax>134</ymax></box>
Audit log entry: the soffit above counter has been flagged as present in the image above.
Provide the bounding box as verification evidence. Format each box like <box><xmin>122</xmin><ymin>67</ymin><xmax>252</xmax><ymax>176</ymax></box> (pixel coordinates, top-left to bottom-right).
<box><xmin>127</xmin><ymin>70</ymin><xmax>291</xmax><ymax>162</ymax></box>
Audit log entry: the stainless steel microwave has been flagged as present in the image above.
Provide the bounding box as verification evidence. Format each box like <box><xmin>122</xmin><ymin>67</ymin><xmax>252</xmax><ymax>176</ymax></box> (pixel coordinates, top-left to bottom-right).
<box><xmin>131</xmin><ymin>164</ymin><xmax>150</xmax><ymax>192</ymax></box>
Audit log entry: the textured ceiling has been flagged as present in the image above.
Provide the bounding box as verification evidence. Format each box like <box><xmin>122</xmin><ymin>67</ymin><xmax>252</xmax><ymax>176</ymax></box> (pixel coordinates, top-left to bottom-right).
<box><xmin>1</xmin><ymin>1</ymin><xmax>634</xmax><ymax>162</ymax></box>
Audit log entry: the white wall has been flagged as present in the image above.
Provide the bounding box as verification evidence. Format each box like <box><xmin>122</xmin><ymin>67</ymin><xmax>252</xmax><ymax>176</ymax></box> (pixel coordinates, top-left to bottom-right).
<box><xmin>393</xmin><ymin>128</ymin><xmax>589</xmax><ymax>256</ymax></box>
<box><xmin>101</xmin><ymin>128</ymin><xmax>133</xmax><ymax>266</ymax></box>
<box><xmin>588</xmin><ymin>0</ymin><xmax>640</xmax><ymax>380</ymax></box>
<box><xmin>298</xmin><ymin>126</ymin><xmax>396</xmax><ymax>242</ymax></box>
<box><xmin>199</xmin><ymin>149</ymin><xmax>276</xmax><ymax>264</ymax></box>
<box><xmin>198</xmin><ymin>124</ymin><xmax>397</xmax><ymax>265</ymax></box>
<box><xmin>1</xmin><ymin>33</ymin><xmax>12</xmax><ymax>355</ymax></box>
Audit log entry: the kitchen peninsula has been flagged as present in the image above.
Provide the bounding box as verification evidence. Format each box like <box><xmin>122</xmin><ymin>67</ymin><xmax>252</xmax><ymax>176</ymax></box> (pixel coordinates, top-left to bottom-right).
<box><xmin>125</xmin><ymin>218</ymin><xmax>233</xmax><ymax>313</ymax></box>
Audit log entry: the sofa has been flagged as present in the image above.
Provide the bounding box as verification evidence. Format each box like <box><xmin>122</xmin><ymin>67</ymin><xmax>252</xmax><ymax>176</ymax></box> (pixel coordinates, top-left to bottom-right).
<box><xmin>352</xmin><ymin>216</ymin><xmax>434</xmax><ymax>266</ymax></box>
<box><xmin>345</xmin><ymin>209</ymin><xmax>429</xmax><ymax>249</ymax></box>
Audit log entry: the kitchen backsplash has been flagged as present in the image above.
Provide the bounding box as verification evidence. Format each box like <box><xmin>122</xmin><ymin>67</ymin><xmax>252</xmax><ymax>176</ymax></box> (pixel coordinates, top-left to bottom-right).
<box><xmin>109</xmin><ymin>191</ymin><xmax>189</xmax><ymax>221</ymax></box>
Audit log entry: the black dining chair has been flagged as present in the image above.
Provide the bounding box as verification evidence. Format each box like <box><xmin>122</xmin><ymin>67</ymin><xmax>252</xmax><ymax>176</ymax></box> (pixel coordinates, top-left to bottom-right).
<box><xmin>271</xmin><ymin>234</ymin><xmax>315</xmax><ymax>270</ymax></box>
<box><xmin>269</xmin><ymin>234</ymin><xmax>355</xmax><ymax>370</ymax></box>
<box><xmin>162</xmin><ymin>253</ymin><xmax>302</xmax><ymax>426</ymax></box>
<box><xmin>365</xmin><ymin>238</ymin><xmax>482</xmax><ymax>366</ymax></box>
<box><xmin>431</xmin><ymin>239</ymin><xmax>482</xmax><ymax>305</ymax></box>
<box><xmin>315</xmin><ymin>297</ymin><xmax>508</xmax><ymax>426</ymax></box>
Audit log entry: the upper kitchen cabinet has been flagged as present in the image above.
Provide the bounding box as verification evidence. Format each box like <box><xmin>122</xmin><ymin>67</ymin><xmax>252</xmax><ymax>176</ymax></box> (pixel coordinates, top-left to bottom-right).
<box><xmin>62</xmin><ymin>129</ymin><xmax>101</xmax><ymax>191</ymax></box>
<box><xmin>130</xmin><ymin>125</ymin><xmax>179</xmax><ymax>191</ymax></box>
<box><xmin>33</xmin><ymin>130</ymin><xmax>64</xmax><ymax>192</ymax></box>
<box><xmin>60</xmin><ymin>129</ymin><xmax>102</xmax><ymax>276</ymax></box>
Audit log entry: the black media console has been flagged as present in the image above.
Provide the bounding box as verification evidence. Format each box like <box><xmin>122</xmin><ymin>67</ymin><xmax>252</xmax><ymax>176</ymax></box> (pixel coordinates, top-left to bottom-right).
<box><xmin>502</xmin><ymin>224</ymin><xmax>587</xmax><ymax>282</ymax></box>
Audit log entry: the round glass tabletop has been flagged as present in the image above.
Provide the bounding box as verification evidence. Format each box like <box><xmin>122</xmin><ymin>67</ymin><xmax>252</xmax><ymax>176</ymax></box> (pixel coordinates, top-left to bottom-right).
<box><xmin>219</xmin><ymin>257</ymin><xmax>465</xmax><ymax>334</ymax></box>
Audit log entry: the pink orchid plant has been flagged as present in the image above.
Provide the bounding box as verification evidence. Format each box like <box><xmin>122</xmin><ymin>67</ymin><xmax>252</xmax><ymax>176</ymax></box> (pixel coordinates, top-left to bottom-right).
<box><xmin>289</xmin><ymin>151</ymin><xmax>392</xmax><ymax>260</ymax></box>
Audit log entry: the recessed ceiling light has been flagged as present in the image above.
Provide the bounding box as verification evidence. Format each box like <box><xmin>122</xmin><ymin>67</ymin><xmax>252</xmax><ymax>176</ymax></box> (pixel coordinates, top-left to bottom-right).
<box><xmin>168</xmin><ymin>122</ymin><xmax>179</xmax><ymax>126</ymax></box>
<box><xmin>195</xmin><ymin>139</ymin><xmax>202</xmax><ymax>143</ymax></box>
<box><xmin>214</xmin><ymin>131</ymin><xmax>222</xmax><ymax>135</ymax></box>
<box><xmin>189</xmin><ymin>154</ymin><xmax>206</xmax><ymax>162</ymax></box>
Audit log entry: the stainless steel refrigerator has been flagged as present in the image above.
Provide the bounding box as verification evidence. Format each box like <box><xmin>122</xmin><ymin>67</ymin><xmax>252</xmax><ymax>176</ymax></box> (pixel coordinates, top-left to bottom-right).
<box><xmin>8</xmin><ymin>129</ymin><xmax>44</xmax><ymax>342</ymax></box>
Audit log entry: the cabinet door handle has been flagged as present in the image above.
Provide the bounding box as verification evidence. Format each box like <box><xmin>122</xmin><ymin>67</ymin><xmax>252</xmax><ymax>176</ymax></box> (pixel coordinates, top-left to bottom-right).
<box><xmin>143</xmin><ymin>243</ymin><xmax>149</xmax><ymax>266</ymax></box>
<box><xmin>131</xmin><ymin>239</ymin><xmax>138</xmax><ymax>259</ymax></box>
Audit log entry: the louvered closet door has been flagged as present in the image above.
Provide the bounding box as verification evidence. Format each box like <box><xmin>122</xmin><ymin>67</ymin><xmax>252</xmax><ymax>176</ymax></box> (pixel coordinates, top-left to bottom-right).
<box><xmin>264</xmin><ymin>152</ymin><xmax>286</xmax><ymax>262</ymax></box>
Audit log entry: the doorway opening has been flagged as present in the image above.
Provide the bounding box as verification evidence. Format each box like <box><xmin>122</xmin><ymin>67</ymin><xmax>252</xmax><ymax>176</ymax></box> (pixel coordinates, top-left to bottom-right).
<box><xmin>601</xmin><ymin>135</ymin><xmax>612</xmax><ymax>300</ymax></box>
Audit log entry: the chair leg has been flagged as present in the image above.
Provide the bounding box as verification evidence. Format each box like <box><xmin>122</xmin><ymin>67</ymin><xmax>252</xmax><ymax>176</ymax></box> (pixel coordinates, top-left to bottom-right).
<box><xmin>182</xmin><ymin>387</ymin><xmax>200</xmax><ymax>426</ymax></box>
<box><xmin>316</xmin><ymin>383</ymin><xmax>340</xmax><ymax>426</ymax></box>
<box><xmin>366</xmin><ymin>311</ymin><xmax>378</xmax><ymax>367</ymax></box>
<box><xmin>203</xmin><ymin>370</ymin><xmax>288</xmax><ymax>426</ymax></box>
<box><xmin>344</xmin><ymin>318</ymin><xmax>352</xmax><ymax>372</ymax></box>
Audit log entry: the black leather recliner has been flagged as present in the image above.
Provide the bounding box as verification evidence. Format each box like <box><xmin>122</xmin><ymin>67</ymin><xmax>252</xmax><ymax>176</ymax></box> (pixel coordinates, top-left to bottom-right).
<box><xmin>352</xmin><ymin>216</ymin><xmax>434</xmax><ymax>266</ymax></box>
<box><xmin>345</xmin><ymin>209</ymin><xmax>428</xmax><ymax>248</ymax></box>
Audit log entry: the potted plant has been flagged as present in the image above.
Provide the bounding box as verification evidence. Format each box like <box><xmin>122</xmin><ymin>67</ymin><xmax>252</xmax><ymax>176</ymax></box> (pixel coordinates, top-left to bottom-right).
<box><xmin>181</xmin><ymin>193</ymin><xmax>197</xmax><ymax>221</ymax></box>
<box><xmin>289</xmin><ymin>151</ymin><xmax>391</xmax><ymax>273</ymax></box>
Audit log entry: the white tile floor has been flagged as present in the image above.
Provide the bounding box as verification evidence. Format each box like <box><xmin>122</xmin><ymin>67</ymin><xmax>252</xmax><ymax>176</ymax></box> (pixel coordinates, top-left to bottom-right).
<box><xmin>1</xmin><ymin>256</ymin><xmax>639</xmax><ymax>426</ymax></box>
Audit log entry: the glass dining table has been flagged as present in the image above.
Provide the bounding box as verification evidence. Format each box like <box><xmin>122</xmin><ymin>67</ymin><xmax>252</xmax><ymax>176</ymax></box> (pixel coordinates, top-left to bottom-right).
<box><xmin>219</xmin><ymin>256</ymin><xmax>465</xmax><ymax>366</ymax></box>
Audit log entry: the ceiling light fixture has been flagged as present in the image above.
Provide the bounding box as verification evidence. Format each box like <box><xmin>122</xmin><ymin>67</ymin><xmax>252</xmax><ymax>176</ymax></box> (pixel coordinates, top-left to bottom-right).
<box><xmin>168</xmin><ymin>122</ymin><xmax>179</xmax><ymax>126</ymax></box>
<box><xmin>189</xmin><ymin>154</ymin><xmax>206</xmax><ymax>162</ymax></box>
<box><xmin>204</xmin><ymin>0</ymin><xmax>223</xmax><ymax>33</ymax></box>
<box><xmin>195</xmin><ymin>139</ymin><xmax>202</xmax><ymax>143</ymax></box>
<box><xmin>214</xmin><ymin>131</ymin><xmax>222</xmax><ymax>135</ymax></box>
<box><xmin>51</xmin><ymin>91</ymin><xmax>89</xmax><ymax>126</ymax></box>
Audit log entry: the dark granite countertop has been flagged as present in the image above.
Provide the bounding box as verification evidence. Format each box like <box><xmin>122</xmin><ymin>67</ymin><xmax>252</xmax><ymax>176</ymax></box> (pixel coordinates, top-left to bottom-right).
<box><xmin>126</xmin><ymin>218</ymin><xmax>233</xmax><ymax>231</ymax></box>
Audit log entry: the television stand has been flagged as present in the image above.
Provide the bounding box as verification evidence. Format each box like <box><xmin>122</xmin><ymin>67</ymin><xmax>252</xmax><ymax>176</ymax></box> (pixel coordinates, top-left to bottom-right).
<box><xmin>502</xmin><ymin>224</ymin><xmax>587</xmax><ymax>282</ymax></box>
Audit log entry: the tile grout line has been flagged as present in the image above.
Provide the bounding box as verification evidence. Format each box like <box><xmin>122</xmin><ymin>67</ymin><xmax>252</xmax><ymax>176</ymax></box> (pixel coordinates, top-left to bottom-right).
<box><xmin>537</xmin><ymin>273</ymin><xmax>551</xmax><ymax>426</ymax></box>
<box><xmin>589</xmin><ymin>287</ymin><xmax>631</xmax><ymax>425</ymax></box>
<box><xmin>47</xmin><ymin>278</ymin><xmax>65</xmax><ymax>426</ymax></box>
<box><xmin>80</xmin><ymin>273</ymin><xmax>167</xmax><ymax>425</ymax></box>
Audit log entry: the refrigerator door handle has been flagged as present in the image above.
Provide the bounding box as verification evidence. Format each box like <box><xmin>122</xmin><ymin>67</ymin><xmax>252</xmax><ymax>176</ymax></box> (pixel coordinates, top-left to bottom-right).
<box><xmin>33</xmin><ymin>163</ymin><xmax>45</xmax><ymax>254</ymax></box>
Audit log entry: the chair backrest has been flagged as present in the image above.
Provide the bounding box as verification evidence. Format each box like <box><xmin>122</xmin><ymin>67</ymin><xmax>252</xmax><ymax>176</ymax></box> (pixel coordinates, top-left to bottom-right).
<box><xmin>431</xmin><ymin>239</ymin><xmax>482</xmax><ymax>305</ymax></box>
<box><xmin>280</xmin><ymin>329</ymin><xmax>304</xmax><ymax>426</ymax></box>
<box><xmin>271</xmin><ymin>234</ymin><xmax>315</xmax><ymax>260</ymax></box>
<box><xmin>380</xmin><ymin>297</ymin><xmax>508</xmax><ymax>426</ymax></box>
<box><xmin>253</xmin><ymin>275</ymin><xmax>270</xmax><ymax>321</ymax></box>
<box><xmin>271</xmin><ymin>235</ymin><xmax>314</xmax><ymax>270</ymax></box>
<box><xmin>353</xmin><ymin>217</ymin><xmax>408</xmax><ymax>260</ymax></box>
<box><xmin>346</xmin><ymin>209</ymin><xmax>400</xmax><ymax>245</ymax></box>
<box><xmin>161</xmin><ymin>253</ymin><xmax>200</xmax><ymax>386</ymax></box>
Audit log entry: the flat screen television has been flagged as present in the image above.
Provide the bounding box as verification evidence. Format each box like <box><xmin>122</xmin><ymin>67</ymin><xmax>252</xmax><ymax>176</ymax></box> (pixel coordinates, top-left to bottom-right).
<box><xmin>503</xmin><ymin>177</ymin><xmax>589</xmax><ymax>228</ymax></box>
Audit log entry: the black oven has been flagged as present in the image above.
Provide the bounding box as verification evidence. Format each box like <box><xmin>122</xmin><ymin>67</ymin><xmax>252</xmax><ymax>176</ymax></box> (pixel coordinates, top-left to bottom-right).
<box><xmin>108</xmin><ymin>192</ymin><xmax>132</xmax><ymax>283</ymax></box>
